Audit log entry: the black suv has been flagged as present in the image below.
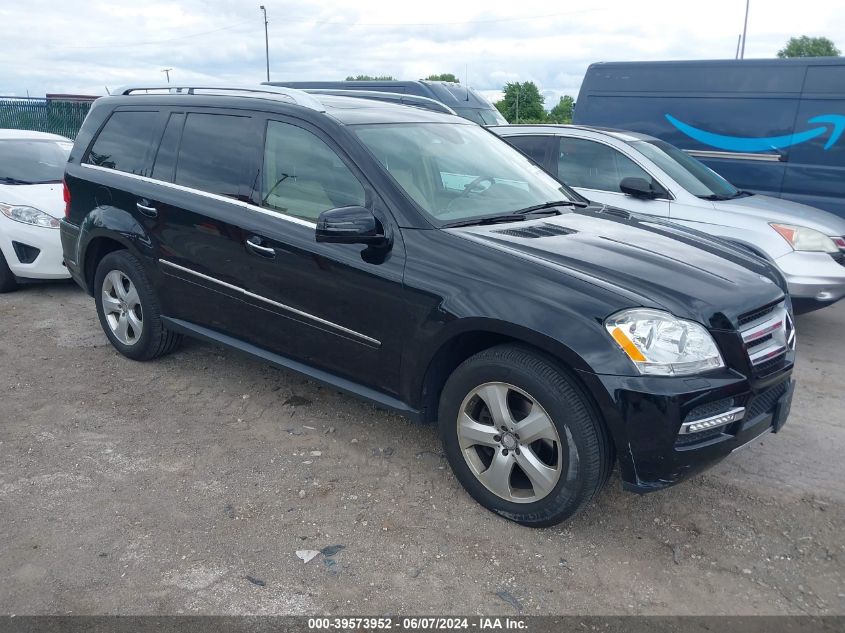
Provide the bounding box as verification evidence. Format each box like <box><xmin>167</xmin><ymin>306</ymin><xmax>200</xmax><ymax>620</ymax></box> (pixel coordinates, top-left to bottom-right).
<box><xmin>61</xmin><ymin>85</ymin><xmax>796</xmax><ymax>527</ymax></box>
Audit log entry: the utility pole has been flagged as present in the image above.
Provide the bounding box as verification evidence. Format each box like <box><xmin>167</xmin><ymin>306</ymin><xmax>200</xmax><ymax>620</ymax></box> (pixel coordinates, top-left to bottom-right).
<box><xmin>740</xmin><ymin>0</ymin><xmax>750</xmax><ymax>59</ymax></box>
<box><xmin>735</xmin><ymin>34</ymin><xmax>741</xmax><ymax>59</ymax></box>
<box><xmin>260</xmin><ymin>5</ymin><xmax>270</xmax><ymax>81</ymax></box>
<box><xmin>161</xmin><ymin>68</ymin><xmax>172</xmax><ymax>83</ymax></box>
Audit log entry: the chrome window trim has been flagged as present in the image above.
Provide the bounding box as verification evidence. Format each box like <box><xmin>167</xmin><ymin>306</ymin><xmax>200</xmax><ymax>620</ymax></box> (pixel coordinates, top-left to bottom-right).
<box><xmin>684</xmin><ymin>149</ymin><xmax>782</xmax><ymax>163</ymax></box>
<box><xmin>159</xmin><ymin>259</ymin><xmax>380</xmax><ymax>347</ymax></box>
<box><xmin>79</xmin><ymin>163</ymin><xmax>317</xmax><ymax>229</ymax></box>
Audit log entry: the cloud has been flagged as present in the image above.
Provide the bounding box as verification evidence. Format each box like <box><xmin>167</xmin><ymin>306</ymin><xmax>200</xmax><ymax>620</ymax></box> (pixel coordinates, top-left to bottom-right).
<box><xmin>1</xmin><ymin>0</ymin><xmax>843</xmax><ymax>105</ymax></box>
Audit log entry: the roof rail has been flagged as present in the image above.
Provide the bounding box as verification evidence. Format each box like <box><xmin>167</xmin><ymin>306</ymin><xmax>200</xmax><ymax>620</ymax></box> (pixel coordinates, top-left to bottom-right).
<box><xmin>298</xmin><ymin>89</ymin><xmax>458</xmax><ymax>116</ymax></box>
<box><xmin>114</xmin><ymin>85</ymin><xmax>326</xmax><ymax>112</ymax></box>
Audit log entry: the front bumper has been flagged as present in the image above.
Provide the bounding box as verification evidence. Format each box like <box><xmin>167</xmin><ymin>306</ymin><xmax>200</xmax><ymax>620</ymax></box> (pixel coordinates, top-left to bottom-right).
<box><xmin>776</xmin><ymin>250</ymin><xmax>845</xmax><ymax>309</ymax></box>
<box><xmin>0</xmin><ymin>213</ymin><xmax>68</xmax><ymax>280</ymax></box>
<box><xmin>577</xmin><ymin>360</ymin><xmax>795</xmax><ymax>493</ymax></box>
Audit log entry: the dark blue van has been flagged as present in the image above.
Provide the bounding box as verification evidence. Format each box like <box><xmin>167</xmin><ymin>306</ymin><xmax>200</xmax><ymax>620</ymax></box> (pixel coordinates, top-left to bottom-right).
<box><xmin>573</xmin><ymin>58</ymin><xmax>845</xmax><ymax>219</ymax></box>
<box><xmin>268</xmin><ymin>80</ymin><xmax>507</xmax><ymax>126</ymax></box>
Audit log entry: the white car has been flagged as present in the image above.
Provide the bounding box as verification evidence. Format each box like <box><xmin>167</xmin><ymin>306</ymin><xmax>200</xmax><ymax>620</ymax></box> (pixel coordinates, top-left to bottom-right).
<box><xmin>493</xmin><ymin>125</ymin><xmax>845</xmax><ymax>313</ymax></box>
<box><xmin>0</xmin><ymin>129</ymin><xmax>72</xmax><ymax>292</ymax></box>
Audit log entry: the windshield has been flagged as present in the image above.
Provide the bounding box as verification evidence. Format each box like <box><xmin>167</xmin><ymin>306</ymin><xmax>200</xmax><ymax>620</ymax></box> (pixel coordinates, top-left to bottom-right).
<box><xmin>354</xmin><ymin>123</ymin><xmax>575</xmax><ymax>223</ymax></box>
<box><xmin>452</xmin><ymin>107</ymin><xmax>508</xmax><ymax>126</ymax></box>
<box><xmin>0</xmin><ymin>139</ymin><xmax>71</xmax><ymax>184</ymax></box>
<box><xmin>632</xmin><ymin>139</ymin><xmax>740</xmax><ymax>199</ymax></box>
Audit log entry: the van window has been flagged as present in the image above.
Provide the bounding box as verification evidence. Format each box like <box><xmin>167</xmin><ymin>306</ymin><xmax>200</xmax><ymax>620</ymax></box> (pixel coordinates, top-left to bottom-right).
<box><xmin>174</xmin><ymin>113</ymin><xmax>251</xmax><ymax>197</ymax></box>
<box><xmin>557</xmin><ymin>138</ymin><xmax>651</xmax><ymax>192</ymax></box>
<box><xmin>151</xmin><ymin>113</ymin><xmax>185</xmax><ymax>182</ymax></box>
<box><xmin>86</xmin><ymin>111</ymin><xmax>158</xmax><ymax>176</ymax></box>
<box><xmin>262</xmin><ymin>120</ymin><xmax>365</xmax><ymax>222</ymax></box>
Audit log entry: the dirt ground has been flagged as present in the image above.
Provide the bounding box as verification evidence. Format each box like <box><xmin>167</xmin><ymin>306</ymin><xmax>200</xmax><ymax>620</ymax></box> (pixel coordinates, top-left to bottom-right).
<box><xmin>0</xmin><ymin>283</ymin><xmax>842</xmax><ymax>616</ymax></box>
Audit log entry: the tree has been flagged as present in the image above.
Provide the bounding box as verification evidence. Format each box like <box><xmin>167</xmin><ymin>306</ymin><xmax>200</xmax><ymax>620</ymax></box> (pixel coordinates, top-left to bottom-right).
<box><xmin>777</xmin><ymin>36</ymin><xmax>840</xmax><ymax>58</ymax></box>
<box><xmin>344</xmin><ymin>75</ymin><xmax>395</xmax><ymax>81</ymax></box>
<box><xmin>494</xmin><ymin>82</ymin><xmax>545</xmax><ymax>123</ymax></box>
<box><xmin>425</xmin><ymin>73</ymin><xmax>459</xmax><ymax>83</ymax></box>
<box><xmin>547</xmin><ymin>95</ymin><xmax>575</xmax><ymax>124</ymax></box>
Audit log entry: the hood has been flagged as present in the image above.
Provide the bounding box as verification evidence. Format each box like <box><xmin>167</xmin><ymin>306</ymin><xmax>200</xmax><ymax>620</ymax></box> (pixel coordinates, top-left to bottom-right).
<box><xmin>449</xmin><ymin>207</ymin><xmax>785</xmax><ymax>328</ymax></box>
<box><xmin>0</xmin><ymin>183</ymin><xmax>65</xmax><ymax>219</ymax></box>
<box><xmin>713</xmin><ymin>194</ymin><xmax>845</xmax><ymax>236</ymax></box>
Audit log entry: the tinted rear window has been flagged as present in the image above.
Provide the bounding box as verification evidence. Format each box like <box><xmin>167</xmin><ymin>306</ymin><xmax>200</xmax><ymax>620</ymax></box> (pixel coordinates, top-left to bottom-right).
<box><xmin>86</xmin><ymin>111</ymin><xmax>158</xmax><ymax>175</ymax></box>
<box><xmin>174</xmin><ymin>113</ymin><xmax>251</xmax><ymax>197</ymax></box>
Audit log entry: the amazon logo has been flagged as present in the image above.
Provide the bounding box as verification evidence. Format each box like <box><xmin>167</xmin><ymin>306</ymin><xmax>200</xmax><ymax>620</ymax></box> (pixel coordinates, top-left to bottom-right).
<box><xmin>665</xmin><ymin>113</ymin><xmax>845</xmax><ymax>152</ymax></box>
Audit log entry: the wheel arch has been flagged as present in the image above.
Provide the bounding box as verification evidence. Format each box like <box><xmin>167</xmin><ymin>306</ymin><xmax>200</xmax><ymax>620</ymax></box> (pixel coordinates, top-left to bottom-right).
<box><xmin>412</xmin><ymin>319</ymin><xmax>598</xmax><ymax>425</ymax></box>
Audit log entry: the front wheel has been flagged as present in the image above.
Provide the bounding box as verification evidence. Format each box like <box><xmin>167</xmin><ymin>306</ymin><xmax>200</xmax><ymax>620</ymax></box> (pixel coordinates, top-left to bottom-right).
<box><xmin>94</xmin><ymin>250</ymin><xmax>181</xmax><ymax>361</ymax></box>
<box><xmin>0</xmin><ymin>249</ymin><xmax>18</xmax><ymax>293</ymax></box>
<box><xmin>438</xmin><ymin>345</ymin><xmax>612</xmax><ymax>527</ymax></box>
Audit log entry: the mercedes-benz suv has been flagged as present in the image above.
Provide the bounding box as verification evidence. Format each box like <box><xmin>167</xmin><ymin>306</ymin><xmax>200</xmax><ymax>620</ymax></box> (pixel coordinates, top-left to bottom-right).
<box><xmin>61</xmin><ymin>85</ymin><xmax>796</xmax><ymax>527</ymax></box>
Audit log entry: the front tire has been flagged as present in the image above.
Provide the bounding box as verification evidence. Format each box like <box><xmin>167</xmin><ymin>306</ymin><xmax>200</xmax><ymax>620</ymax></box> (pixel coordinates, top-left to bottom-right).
<box><xmin>94</xmin><ymin>250</ymin><xmax>181</xmax><ymax>361</ymax></box>
<box><xmin>438</xmin><ymin>344</ymin><xmax>611</xmax><ymax>527</ymax></box>
<box><xmin>0</xmin><ymin>249</ymin><xmax>18</xmax><ymax>293</ymax></box>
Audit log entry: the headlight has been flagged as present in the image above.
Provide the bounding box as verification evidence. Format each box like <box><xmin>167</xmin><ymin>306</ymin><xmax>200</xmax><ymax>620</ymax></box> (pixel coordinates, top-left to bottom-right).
<box><xmin>770</xmin><ymin>223</ymin><xmax>838</xmax><ymax>253</ymax></box>
<box><xmin>0</xmin><ymin>202</ymin><xmax>60</xmax><ymax>229</ymax></box>
<box><xmin>605</xmin><ymin>308</ymin><xmax>725</xmax><ymax>376</ymax></box>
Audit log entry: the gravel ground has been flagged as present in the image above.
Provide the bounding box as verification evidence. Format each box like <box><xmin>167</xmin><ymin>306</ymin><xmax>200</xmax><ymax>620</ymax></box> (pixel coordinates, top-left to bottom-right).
<box><xmin>0</xmin><ymin>283</ymin><xmax>843</xmax><ymax>616</ymax></box>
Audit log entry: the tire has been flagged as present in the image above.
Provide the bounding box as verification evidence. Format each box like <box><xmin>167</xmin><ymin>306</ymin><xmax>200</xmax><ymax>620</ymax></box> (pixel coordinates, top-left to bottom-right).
<box><xmin>438</xmin><ymin>344</ymin><xmax>611</xmax><ymax>527</ymax></box>
<box><xmin>0</xmin><ymin>249</ymin><xmax>18</xmax><ymax>293</ymax></box>
<box><xmin>94</xmin><ymin>250</ymin><xmax>181</xmax><ymax>361</ymax></box>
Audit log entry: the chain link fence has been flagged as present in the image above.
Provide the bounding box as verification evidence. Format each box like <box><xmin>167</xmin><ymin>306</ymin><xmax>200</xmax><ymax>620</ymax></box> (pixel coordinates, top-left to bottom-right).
<box><xmin>0</xmin><ymin>97</ymin><xmax>94</xmax><ymax>139</ymax></box>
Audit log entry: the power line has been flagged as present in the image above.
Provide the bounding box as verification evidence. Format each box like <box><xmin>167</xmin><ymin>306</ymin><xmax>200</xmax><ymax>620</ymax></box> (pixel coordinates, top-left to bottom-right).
<box><xmin>60</xmin><ymin>19</ymin><xmax>254</xmax><ymax>49</ymax></box>
<box><xmin>282</xmin><ymin>8</ymin><xmax>606</xmax><ymax>27</ymax></box>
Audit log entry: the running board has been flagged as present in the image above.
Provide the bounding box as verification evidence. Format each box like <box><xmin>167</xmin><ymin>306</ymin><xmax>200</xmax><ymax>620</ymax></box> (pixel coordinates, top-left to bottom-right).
<box><xmin>161</xmin><ymin>316</ymin><xmax>421</xmax><ymax>422</ymax></box>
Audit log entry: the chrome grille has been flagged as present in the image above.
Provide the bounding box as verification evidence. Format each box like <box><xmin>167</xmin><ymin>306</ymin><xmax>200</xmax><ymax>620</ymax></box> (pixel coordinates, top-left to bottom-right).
<box><xmin>738</xmin><ymin>301</ymin><xmax>795</xmax><ymax>373</ymax></box>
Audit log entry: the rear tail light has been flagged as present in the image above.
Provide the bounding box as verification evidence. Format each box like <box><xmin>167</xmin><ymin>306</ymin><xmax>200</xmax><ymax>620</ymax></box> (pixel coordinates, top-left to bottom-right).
<box><xmin>62</xmin><ymin>178</ymin><xmax>71</xmax><ymax>219</ymax></box>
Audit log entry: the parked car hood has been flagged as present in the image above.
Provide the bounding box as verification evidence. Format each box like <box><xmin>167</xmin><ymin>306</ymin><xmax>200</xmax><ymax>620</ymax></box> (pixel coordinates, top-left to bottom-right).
<box><xmin>449</xmin><ymin>207</ymin><xmax>785</xmax><ymax>327</ymax></box>
<box><xmin>0</xmin><ymin>183</ymin><xmax>65</xmax><ymax>219</ymax></box>
<box><xmin>713</xmin><ymin>194</ymin><xmax>845</xmax><ymax>236</ymax></box>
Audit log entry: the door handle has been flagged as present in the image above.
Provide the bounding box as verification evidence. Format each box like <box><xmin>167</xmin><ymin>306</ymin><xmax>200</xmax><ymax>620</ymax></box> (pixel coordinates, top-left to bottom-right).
<box><xmin>245</xmin><ymin>236</ymin><xmax>276</xmax><ymax>258</ymax></box>
<box><xmin>136</xmin><ymin>201</ymin><xmax>158</xmax><ymax>218</ymax></box>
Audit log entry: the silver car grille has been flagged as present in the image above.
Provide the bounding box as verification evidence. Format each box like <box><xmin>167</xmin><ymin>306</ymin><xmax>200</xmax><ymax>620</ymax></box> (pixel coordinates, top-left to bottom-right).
<box><xmin>738</xmin><ymin>302</ymin><xmax>795</xmax><ymax>372</ymax></box>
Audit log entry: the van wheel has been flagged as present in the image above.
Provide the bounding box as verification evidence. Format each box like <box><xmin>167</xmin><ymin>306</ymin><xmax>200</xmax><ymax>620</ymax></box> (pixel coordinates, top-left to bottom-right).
<box><xmin>438</xmin><ymin>344</ymin><xmax>611</xmax><ymax>527</ymax></box>
<box><xmin>0</xmin><ymin>250</ymin><xmax>18</xmax><ymax>293</ymax></box>
<box><xmin>94</xmin><ymin>250</ymin><xmax>181</xmax><ymax>361</ymax></box>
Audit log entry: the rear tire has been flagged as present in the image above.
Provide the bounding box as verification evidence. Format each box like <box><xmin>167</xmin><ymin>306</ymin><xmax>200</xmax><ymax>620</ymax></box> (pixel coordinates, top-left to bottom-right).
<box><xmin>0</xmin><ymin>249</ymin><xmax>18</xmax><ymax>293</ymax></box>
<box><xmin>94</xmin><ymin>250</ymin><xmax>181</xmax><ymax>361</ymax></box>
<box><xmin>438</xmin><ymin>344</ymin><xmax>611</xmax><ymax>527</ymax></box>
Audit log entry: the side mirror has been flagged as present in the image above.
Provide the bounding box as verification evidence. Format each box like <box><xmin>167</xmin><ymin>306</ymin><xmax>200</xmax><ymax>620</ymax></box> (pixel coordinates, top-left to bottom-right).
<box><xmin>316</xmin><ymin>206</ymin><xmax>386</xmax><ymax>245</ymax></box>
<box><xmin>620</xmin><ymin>177</ymin><xmax>665</xmax><ymax>200</ymax></box>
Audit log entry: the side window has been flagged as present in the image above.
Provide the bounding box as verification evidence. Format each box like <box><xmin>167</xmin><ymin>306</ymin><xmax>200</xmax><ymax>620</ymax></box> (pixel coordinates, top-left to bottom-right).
<box><xmin>151</xmin><ymin>113</ymin><xmax>185</xmax><ymax>182</ymax></box>
<box><xmin>262</xmin><ymin>120</ymin><xmax>365</xmax><ymax>222</ymax></box>
<box><xmin>174</xmin><ymin>113</ymin><xmax>251</xmax><ymax>197</ymax></box>
<box><xmin>507</xmin><ymin>136</ymin><xmax>550</xmax><ymax>168</ymax></box>
<box><xmin>557</xmin><ymin>137</ymin><xmax>652</xmax><ymax>192</ymax></box>
<box><xmin>86</xmin><ymin>111</ymin><xmax>158</xmax><ymax>175</ymax></box>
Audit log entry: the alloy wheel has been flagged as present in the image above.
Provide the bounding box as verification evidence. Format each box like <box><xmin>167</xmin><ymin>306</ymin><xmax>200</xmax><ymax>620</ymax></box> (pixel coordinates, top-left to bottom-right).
<box><xmin>101</xmin><ymin>270</ymin><xmax>143</xmax><ymax>346</ymax></box>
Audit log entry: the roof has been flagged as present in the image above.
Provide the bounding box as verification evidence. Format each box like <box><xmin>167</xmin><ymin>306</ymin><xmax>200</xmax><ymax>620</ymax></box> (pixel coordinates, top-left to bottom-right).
<box><xmin>0</xmin><ymin>129</ymin><xmax>72</xmax><ymax>141</ymax></box>
<box><xmin>98</xmin><ymin>87</ymin><xmax>467</xmax><ymax>126</ymax></box>
<box><xmin>489</xmin><ymin>123</ymin><xmax>657</xmax><ymax>142</ymax></box>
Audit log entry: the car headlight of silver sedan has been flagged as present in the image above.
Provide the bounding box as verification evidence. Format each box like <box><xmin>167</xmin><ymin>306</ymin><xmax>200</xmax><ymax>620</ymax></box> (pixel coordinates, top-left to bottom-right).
<box><xmin>770</xmin><ymin>223</ymin><xmax>838</xmax><ymax>253</ymax></box>
<box><xmin>605</xmin><ymin>308</ymin><xmax>725</xmax><ymax>376</ymax></box>
<box><xmin>0</xmin><ymin>202</ymin><xmax>60</xmax><ymax>229</ymax></box>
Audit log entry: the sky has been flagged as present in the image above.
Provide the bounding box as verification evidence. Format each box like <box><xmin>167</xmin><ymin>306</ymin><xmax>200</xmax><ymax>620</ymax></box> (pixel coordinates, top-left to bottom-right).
<box><xmin>1</xmin><ymin>0</ymin><xmax>843</xmax><ymax>108</ymax></box>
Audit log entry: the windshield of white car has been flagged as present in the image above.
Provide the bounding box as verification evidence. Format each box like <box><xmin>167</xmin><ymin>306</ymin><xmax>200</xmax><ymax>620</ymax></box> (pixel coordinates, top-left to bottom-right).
<box><xmin>633</xmin><ymin>139</ymin><xmax>743</xmax><ymax>200</ymax></box>
<box><xmin>0</xmin><ymin>139</ymin><xmax>71</xmax><ymax>184</ymax></box>
<box><xmin>353</xmin><ymin>122</ymin><xmax>578</xmax><ymax>224</ymax></box>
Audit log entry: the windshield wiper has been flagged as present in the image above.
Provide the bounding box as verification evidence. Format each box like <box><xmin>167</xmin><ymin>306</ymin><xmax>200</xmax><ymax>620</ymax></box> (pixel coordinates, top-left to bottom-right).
<box><xmin>0</xmin><ymin>177</ymin><xmax>35</xmax><ymax>185</ymax></box>
<box><xmin>513</xmin><ymin>200</ymin><xmax>588</xmax><ymax>214</ymax></box>
<box><xmin>442</xmin><ymin>214</ymin><xmax>532</xmax><ymax>228</ymax></box>
<box><xmin>697</xmin><ymin>194</ymin><xmax>732</xmax><ymax>201</ymax></box>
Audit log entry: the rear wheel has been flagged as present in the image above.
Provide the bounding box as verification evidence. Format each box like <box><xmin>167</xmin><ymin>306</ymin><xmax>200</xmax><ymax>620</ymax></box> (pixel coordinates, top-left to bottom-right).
<box><xmin>0</xmin><ymin>249</ymin><xmax>18</xmax><ymax>293</ymax></box>
<box><xmin>438</xmin><ymin>344</ymin><xmax>611</xmax><ymax>527</ymax></box>
<box><xmin>94</xmin><ymin>250</ymin><xmax>181</xmax><ymax>360</ymax></box>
